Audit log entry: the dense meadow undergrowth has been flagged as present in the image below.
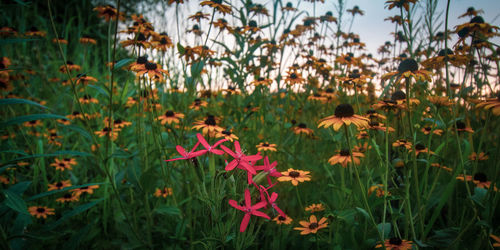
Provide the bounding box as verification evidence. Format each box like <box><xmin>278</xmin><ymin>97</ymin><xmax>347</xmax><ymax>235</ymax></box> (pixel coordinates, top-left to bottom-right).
<box><xmin>1</xmin><ymin>0</ymin><xmax>500</xmax><ymax>249</ymax></box>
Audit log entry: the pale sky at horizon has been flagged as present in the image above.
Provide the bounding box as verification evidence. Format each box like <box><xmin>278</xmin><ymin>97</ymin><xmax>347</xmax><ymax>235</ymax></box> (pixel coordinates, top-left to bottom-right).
<box><xmin>292</xmin><ymin>0</ymin><xmax>500</xmax><ymax>55</ymax></box>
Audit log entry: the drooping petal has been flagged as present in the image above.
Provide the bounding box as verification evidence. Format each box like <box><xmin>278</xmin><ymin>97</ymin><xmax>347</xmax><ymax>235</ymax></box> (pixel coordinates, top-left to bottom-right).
<box><xmin>252</xmin><ymin>201</ymin><xmax>267</xmax><ymax>210</ymax></box>
<box><xmin>176</xmin><ymin>145</ymin><xmax>187</xmax><ymax>156</ymax></box>
<box><xmin>228</xmin><ymin>199</ymin><xmax>244</xmax><ymax>211</ymax></box>
<box><xmin>244</xmin><ymin>189</ymin><xmax>252</xmax><ymax>208</ymax></box>
<box><xmin>240</xmin><ymin>213</ymin><xmax>251</xmax><ymax>232</ymax></box>
<box><xmin>225</xmin><ymin>160</ymin><xmax>238</xmax><ymax>171</ymax></box>
<box><xmin>196</xmin><ymin>133</ymin><xmax>210</xmax><ymax>149</ymax></box>
<box><xmin>220</xmin><ymin>145</ymin><xmax>237</xmax><ymax>158</ymax></box>
<box><xmin>251</xmin><ymin>210</ymin><xmax>270</xmax><ymax>219</ymax></box>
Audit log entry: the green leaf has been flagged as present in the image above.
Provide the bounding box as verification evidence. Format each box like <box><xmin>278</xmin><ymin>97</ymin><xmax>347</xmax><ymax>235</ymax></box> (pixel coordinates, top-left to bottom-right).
<box><xmin>177</xmin><ymin>42</ymin><xmax>185</xmax><ymax>55</ymax></box>
<box><xmin>155</xmin><ymin>205</ymin><xmax>181</xmax><ymax>216</ymax></box>
<box><xmin>190</xmin><ymin>60</ymin><xmax>205</xmax><ymax>78</ymax></box>
<box><xmin>113</xmin><ymin>58</ymin><xmax>134</xmax><ymax>70</ymax></box>
<box><xmin>377</xmin><ymin>223</ymin><xmax>391</xmax><ymax>238</ymax></box>
<box><xmin>0</xmin><ymin>114</ymin><xmax>69</xmax><ymax>127</ymax></box>
<box><xmin>64</xmin><ymin>125</ymin><xmax>92</xmax><ymax>140</ymax></box>
<box><xmin>46</xmin><ymin>198</ymin><xmax>104</xmax><ymax>230</ymax></box>
<box><xmin>27</xmin><ymin>183</ymin><xmax>104</xmax><ymax>201</ymax></box>
<box><xmin>471</xmin><ymin>187</ymin><xmax>487</xmax><ymax>207</ymax></box>
<box><xmin>0</xmin><ymin>98</ymin><xmax>48</xmax><ymax>109</ymax></box>
<box><xmin>3</xmin><ymin>190</ymin><xmax>30</xmax><ymax>215</ymax></box>
<box><xmin>8</xmin><ymin>181</ymin><xmax>31</xmax><ymax>195</ymax></box>
<box><xmin>355</xmin><ymin>207</ymin><xmax>370</xmax><ymax>220</ymax></box>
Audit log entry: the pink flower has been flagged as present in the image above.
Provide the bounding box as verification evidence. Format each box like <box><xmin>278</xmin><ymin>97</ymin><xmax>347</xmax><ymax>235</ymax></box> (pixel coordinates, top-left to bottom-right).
<box><xmin>229</xmin><ymin>189</ymin><xmax>270</xmax><ymax>232</ymax></box>
<box><xmin>165</xmin><ymin>142</ymin><xmax>205</xmax><ymax>162</ymax></box>
<box><xmin>254</xmin><ymin>156</ymin><xmax>281</xmax><ymax>186</ymax></box>
<box><xmin>220</xmin><ymin>141</ymin><xmax>262</xmax><ymax>175</ymax></box>
<box><xmin>196</xmin><ymin>133</ymin><xmax>227</xmax><ymax>155</ymax></box>
<box><xmin>259</xmin><ymin>185</ymin><xmax>286</xmax><ymax>217</ymax></box>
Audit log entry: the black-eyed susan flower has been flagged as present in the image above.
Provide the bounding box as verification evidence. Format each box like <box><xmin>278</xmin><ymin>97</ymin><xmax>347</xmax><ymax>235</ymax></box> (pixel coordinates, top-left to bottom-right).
<box><xmin>154</xmin><ymin>187</ymin><xmax>173</xmax><ymax>198</ymax></box>
<box><xmin>284</xmin><ymin>71</ymin><xmax>304</xmax><ymax>85</ymax></box>
<box><xmin>75</xmin><ymin>74</ymin><xmax>98</xmax><ymax>85</ymax></box>
<box><xmin>48</xmin><ymin>180</ymin><xmax>72</xmax><ymax>191</ymax></box>
<box><xmin>367</xmin><ymin>121</ymin><xmax>395</xmax><ymax>133</ymax></box>
<box><xmin>282</xmin><ymin>2</ymin><xmax>297</xmax><ymax>12</ymax></box>
<box><xmin>476</xmin><ymin>94</ymin><xmax>500</xmax><ymax>116</ymax></box>
<box><xmin>459</xmin><ymin>7</ymin><xmax>484</xmax><ymax>18</ymax></box>
<box><xmin>277</xmin><ymin>168</ymin><xmax>311</xmax><ymax>186</ymax></box>
<box><xmin>293</xmin><ymin>123</ymin><xmax>314</xmax><ymax>135</ymax></box>
<box><xmin>24</xmin><ymin>27</ymin><xmax>46</xmax><ymax>37</ymax></box>
<box><xmin>392</xmin><ymin>139</ymin><xmax>413</xmax><ymax>150</ymax></box>
<box><xmin>368</xmin><ymin>184</ymin><xmax>389</xmax><ymax>198</ymax></box>
<box><xmin>375</xmin><ymin>237</ymin><xmax>413</xmax><ymax>249</ymax></box>
<box><xmin>251</xmin><ymin>77</ymin><xmax>273</xmax><ymax>87</ymax></box>
<box><xmin>188</xmin><ymin>11</ymin><xmax>210</xmax><ymax>22</ymax></box>
<box><xmin>50</xmin><ymin>158</ymin><xmax>73</xmax><ymax>171</ymax></box>
<box><xmin>294</xmin><ymin>215</ymin><xmax>328</xmax><ymax>235</ymax></box>
<box><xmin>328</xmin><ymin>149</ymin><xmax>365</xmax><ymax>168</ymax></box>
<box><xmin>200</xmin><ymin>0</ymin><xmax>232</xmax><ymax>15</ymax></box>
<box><xmin>382</xmin><ymin>58</ymin><xmax>432</xmax><ymax>84</ymax></box>
<box><xmin>256</xmin><ymin>142</ymin><xmax>277</xmax><ymax>152</ymax></box>
<box><xmin>490</xmin><ymin>234</ymin><xmax>500</xmax><ymax>247</ymax></box>
<box><xmin>135</xmin><ymin>62</ymin><xmax>169</xmax><ymax>82</ymax></box>
<box><xmin>189</xmin><ymin>98</ymin><xmax>208</xmax><ymax>110</ymax></box>
<box><xmin>411</xmin><ymin>143</ymin><xmax>434</xmax><ymax>156</ymax></box>
<box><xmin>56</xmin><ymin>193</ymin><xmax>79</xmax><ymax>203</ymax></box>
<box><xmin>71</xmin><ymin>185</ymin><xmax>100</xmax><ymax>196</ymax></box>
<box><xmin>79</xmin><ymin>94</ymin><xmax>99</xmax><ymax>104</ymax></box>
<box><xmin>28</xmin><ymin>206</ymin><xmax>55</xmax><ymax>219</ymax></box>
<box><xmin>157</xmin><ymin>110</ymin><xmax>184</xmax><ymax>125</ymax></box>
<box><xmin>421</xmin><ymin>126</ymin><xmax>443</xmax><ymax>136</ymax></box>
<box><xmin>215</xmin><ymin>129</ymin><xmax>239</xmax><ymax>142</ymax></box>
<box><xmin>192</xmin><ymin>115</ymin><xmax>223</xmax><ymax>135</ymax></box>
<box><xmin>305</xmin><ymin>203</ymin><xmax>325</xmax><ymax>213</ymax></box>
<box><xmin>94</xmin><ymin>127</ymin><xmax>120</xmax><ymax>140</ymax></box>
<box><xmin>455</xmin><ymin>121</ymin><xmax>474</xmax><ymax>133</ymax></box>
<box><xmin>428</xmin><ymin>96</ymin><xmax>454</xmax><ymax>108</ymax></box>
<box><xmin>79</xmin><ymin>37</ymin><xmax>97</xmax><ymax>45</ymax></box>
<box><xmin>52</xmin><ymin>37</ymin><xmax>68</xmax><ymax>44</ymax></box>
<box><xmin>93</xmin><ymin>5</ymin><xmax>125</xmax><ymax>22</ymax></box>
<box><xmin>23</xmin><ymin>120</ymin><xmax>42</xmax><ymax>128</ymax></box>
<box><xmin>318</xmin><ymin>104</ymin><xmax>370</xmax><ymax>131</ymax></box>
<box><xmin>469</xmin><ymin>152</ymin><xmax>489</xmax><ymax>161</ymax></box>
<box><xmin>273</xmin><ymin>215</ymin><xmax>293</xmax><ymax>225</ymax></box>
<box><xmin>431</xmin><ymin>163</ymin><xmax>452</xmax><ymax>172</ymax></box>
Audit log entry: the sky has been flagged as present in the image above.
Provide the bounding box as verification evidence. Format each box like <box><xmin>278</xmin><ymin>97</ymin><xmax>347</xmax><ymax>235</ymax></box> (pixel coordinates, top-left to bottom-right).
<box><xmin>292</xmin><ymin>0</ymin><xmax>500</xmax><ymax>55</ymax></box>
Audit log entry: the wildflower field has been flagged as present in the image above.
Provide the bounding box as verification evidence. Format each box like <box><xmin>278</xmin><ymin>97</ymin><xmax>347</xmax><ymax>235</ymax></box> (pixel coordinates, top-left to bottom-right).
<box><xmin>2</xmin><ymin>0</ymin><xmax>500</xmax><ymax>249</ymax></box>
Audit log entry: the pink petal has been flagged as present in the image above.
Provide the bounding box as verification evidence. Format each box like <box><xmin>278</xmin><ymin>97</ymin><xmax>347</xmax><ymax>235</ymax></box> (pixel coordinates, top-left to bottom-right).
<box><xmin>270</xmin><ymin>192</ymin><xmax>278</xmax><ymax>202</ymax></box>
<box><xmin>252</xmin><ymin>201</ymin><xmax>267</xmax><ymax>210</ymax></box>
<box><xmin>189</xmin><ymin>150</ymin><xmax>207</xmax><ymax>158</ymax></box>
<box><xmin>244</xmin><ymin>189</ymin><xmax>251</xmax><ymax>208</ymax></box>
<box><xmin>225</xmin><ymin>160</ymin><xmax>238</xmax><ymax>171</ymax></box>
<box><xmin>210</xmin><ymin>149</ymin><xmax>225</xmax><ymax>155</ymax></box>
<box><xmin>220</xmin><ymin>145</ymin><xmax>237</xmax><ymax>158</ymax></box>
<box><xmin>213</xmin><ymin>138</ymin><xmax>228</xmax><ymax>147</ymax></box>
<box><xmin>273</xmin><ymin>205</ymin><xmax>286</xmax><ymax>217</ymax></box>
<box><xmin>176</xmin><ymin>145</ymin><xmax>187</xmax><ymax>156</ymax></box>
<box><xmin>164</xmin><ymin>157</ymin><xmax>186</xmax><ymax>162</ymax></box>
<box><xmin>240</xmin><ymin>214</ymin><xmax>251</xmax><ymax>232</ymax></box>
<box><xmin>196</xmin><ymin>133</ymin><xmax>211</xmax><ymax>149</ymax></box>
<box><xmin>228</xmin><ymin>200</ymin><xmax>245</xmax><ymax>211</ymax></box>
<box><xmin>244</xmin><ymin>154</ymin><xmax>263</xmax><ymax>162</ymax></box>
<box><xmin>234</xmin><ymin>141</ymin><xmax>241</xmax><ymax>153</ymax></box>
<box><xmin>251</xmin><ymin>210</ymin><xmax>270</xmax><ymax>220</ymax></box>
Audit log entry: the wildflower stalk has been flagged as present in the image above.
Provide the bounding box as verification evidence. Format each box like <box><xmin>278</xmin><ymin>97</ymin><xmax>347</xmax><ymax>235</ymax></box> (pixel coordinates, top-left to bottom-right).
<box><xmin>295</xmin><ymin>186</ymin><xmax>304</xmax><ymax>210</ymax></box>
<box><xmin>343</xmin><ymin>125</ymin><xmax>382</xmax><ymax>242</ymax></box>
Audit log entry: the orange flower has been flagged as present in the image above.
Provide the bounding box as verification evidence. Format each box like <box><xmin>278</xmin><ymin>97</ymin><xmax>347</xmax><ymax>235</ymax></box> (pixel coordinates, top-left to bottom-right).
<box><xmin>48</xmin><ymin>180</ymin><xmax>72</xmax><ymax>191</ymax></box>
<box><xmin>135</xmin><ymin>62</ymin><xmax>169</xmax><ymax>82</ymax></box>
<box><xmin>318</xmin><ymin>104</ymin><xmax>370</xmax><ymax>131</ymax></box>
<box><xmin>28</xmin><ymin>206</ymin><xmax>55</xmax><ymax>219</ymax></box>
<box><xmin>305</xmin><ymin>203</ymin><xmax>325</xmax><ymax>213</ymax></box>
<box><xmin>49</xmin><ymin>158</ymin><xmax>72</xmax><ymax>171</ymax></box>
<box><xmin>273</xmin><ymin>215</ymin><xmax>293</xmax><ymax>225</ymax></box>
<box><xmin>157</xmin><ymin>110</ymin><xmax>185</xmax><ymax>125</ymax></box>
<box><xmin>278</xmin><ymin>168</ymin><xmax>311</xmax><ymax>186</ymax></box>
<box><xmin>328</xmin><ymin>149</ymin><xmax>365</xmax><ymax>167</ymax></box>
<box><xmin>256</xmin><ymin>142</ymin><xmax>277</xmax><ymax>152</ymax></box>
<box><xmin>71</xmin><ymin>185</ymin><xmax>100</xmax><ymax>196</ymax></box>
<box><xmin>294</xmin><ymin>215</ymin><xmax>328</xmax><ymax>235</ymax></box>
<box><xmin>375</xmin><ymin>237</ymin><xmax>413</xmax><ymax>249</ymax></box>
<box><xmin>154</xmin><ymin>187</ymin><xmax>173</xmax><ymax>198</ymax></box>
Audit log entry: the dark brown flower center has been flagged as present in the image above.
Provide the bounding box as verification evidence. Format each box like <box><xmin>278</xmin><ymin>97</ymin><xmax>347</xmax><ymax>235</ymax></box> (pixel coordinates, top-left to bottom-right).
<box><xmin>59</xmin><ymin>163</ymin><xmax>66</xmax><ymax>167</ymax></box>
<box><xmin>389</xmin><ymin>237</ymin><xmax>402</xmax><ymax>245</ymax></box>
<box><xmin>145</xmin><ymin>62</ymin><xmax>157</xmax><ymax>70</ymax></box>
<box><xmin>369</xmin><ymin>121</ymin><xmax>379</xmax><ymax>127</ymax></box>
<box><xmin>308</xmin><ymin>222</ymin><xmax>319</xmax><ymax>229</ymax></box>
<box><xmin>289</xmin><ymin>171</ymin><xmax>300</xmax><ymax>178</ymax></box>
<box><xmin>160</xmin><ymin>37</ymin><xmax>167</xmax><ymax>44</ymax></box>
<box><xmin>456</xmin><ymin>121</ymin><xmax>466</xmax><ymax>130</ymax></box>
<box><xmin>340</xmin><ymin>149</ymin><xmax>350</xmax><ymax>156</ymax></box>
<box><xmin>204</xmin><ymin>115</ymin><xmax>216</xmax><ymax>126</ymax></box>
<box><xmin>136</xmin><ymin>56</ymin><xmax>148</xmax><ymax>64</ymax></box>
<box><xmin>424</xmin><ymin>127</ymin><xmax>432</xmax><ymax>131</ymax></box>
<box><xmin>391</xmin><ymin>90</ymin><xmax>406</xmax><ymax>101</ymax></box>
<box><xmin>334</xmin><ymin>103</ymin><xmax>354</xmax><ymax>117</ymax></box>
<box><xmin>278</xmin><ymin>216</ymin><xmax>286</xmax><ymax>221</ymax></box>
<box><xmin>415</xmin><ymin>143</ymin><xmax>426</xmax><ymax>150</ymax></box>
<box><xmin>298</xmin><ymin>123</ymin><xmax>307</xmax><ymax>128</ymax></box>
<box><xmin>290</xmin><ymin>73</ymin><xmax>298</xmax><ymax>79</ymax></box>
<box><xmin>473</xmin><ymin>172</ymin><xmax>487</xmax><ymax>182</ymax></box>
<box><xmin>398</xmin><ymin>58</ymin><xmax>418</xmax><ymax>73</ymax></box>
<box><xmin>470</xmin><ymin>16</ymin><xmax>484</xmax><ymax>24</ymax></box>
<box><xmin>262</xmin><ymin>143</ymin><xmax>269</xmax><ymax>147</ymax></box>
<box><xmin>56</xmin><ymin>182</ymin><xmax>63</xmax><ymax>187</ymax></box>
<box><xmin>165</xmin><ymin>110</ymin><xmax>174</xmax><ymax>117</ymax></box>
<box><xmin>137</xmin><ymin>33</ymin><xmax>147</xmax><ymax>41</ymax></box>
<box><xmin>36</xmin><ymin>207</ymin><xmax>45</xmax><ymax>213</ymax></box>
<box><xmin>222</xmin><ymin>130</ymin><xmax>231</xmax><ymax>135</ymax></box>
